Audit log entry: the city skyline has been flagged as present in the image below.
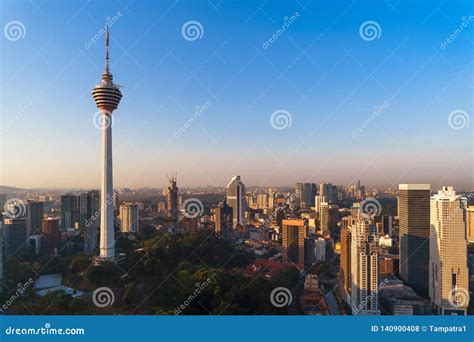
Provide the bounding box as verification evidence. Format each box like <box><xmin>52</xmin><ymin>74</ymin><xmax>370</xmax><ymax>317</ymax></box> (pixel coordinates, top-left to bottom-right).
<box><xmin>2</xmin><ymin>1</ymin><xmax>472</xmax><ymax>189</ymax></box>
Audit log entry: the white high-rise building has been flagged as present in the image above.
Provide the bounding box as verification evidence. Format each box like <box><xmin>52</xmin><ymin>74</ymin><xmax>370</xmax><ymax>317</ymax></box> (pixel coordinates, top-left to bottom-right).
<box><xmin>119</xmin><ymin>203</ymin><xmax>139</xmax><ymax>233</ymax></box>
<box><xmin>350</xmin><ymin>218</ymin><xmax>380</xmax><ymax>315</ymax></box>
<box><xmin>429</xmin><ymin>186</ymin><xmax>469</xmax><ymax>315</ymax></box>
<box><xmin>92</xmin><ymin>28</ymin><xmax>122</xmax><ymax>258</ymax></box>
<box><xmin>227</xmin><ymin>175</ymin><xmax>246</xmax><ymax>228</ymax></box>
<box><xmin>314</xmin><ymin>195</ymin><xmax>326</xmax><ymax>213</ymax></box>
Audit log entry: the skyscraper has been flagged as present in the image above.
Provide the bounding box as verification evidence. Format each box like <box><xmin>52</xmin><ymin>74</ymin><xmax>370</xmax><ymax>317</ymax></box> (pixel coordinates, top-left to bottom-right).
<box><xmin>467</xmin><ymin>206</ymin><xmax>474</xmax><ymax>243</ymax></box>
<box><xmin>340</xmin><ymin>225</ymin><xmax>352</xmax><ymax>301</ymax></box>
<box><xmin>282</xmin><ymin>219</ymin><xmax>306</xmax><ymax>269</ymax></box>
<box><xmin>350</xmin><ymin>218</ymin><xmax>380</xmax><ymax>315</ymax></box>
<box><xmin>60</xmin><ymin>194</ymin><xmax>79</xmax><ymax>230</ymax></box>
<box><xmin>92</xmin><ymin>28</ymin><xmax>122</xmax><ymax>259</ymax></box>
<box><xmin>429</xmin><ymin>186</ymin><xmax>469</xmax><ymax>315</ymax></box>
<box><xmin>398</xmin><ymin>184</ymin><xmax>430</xmax><ymax>295</ymax></box>
<box><xmin>3</xmin><ymin>218</ymin><xmax>27</xmax><ymax>256</ymax></box>
<box><xmin>167</xmin><ymin>174</ymin><xmax>179</xmax><ymax>225</ymax></box>
<box><xmin>41</xmin><ymin>217</ymin><xmax>60</xmax><ymax>254</ymax></box>
<box><xmin>79</xmin><ymin>190</ymin><xmax>100</xmax><ymax>255</ymax></box>
<box><xmin>227</xmin><ymin>175</ymin><xmax>246</xmax><ymax>228</ymax></box>
<box><xmin>119</xmin><ymin>203</ymin><xmax>139</xmax><ymax>233</ymax></box>
<box><xmin>26</xmin><ymin>200</ymin><xmax>43</xmax><ymax>236</ymax></box>
<box><xmin>214</xmin><ymin>200</ymin><xmax>233</xmax><ymax>239</ymax></box>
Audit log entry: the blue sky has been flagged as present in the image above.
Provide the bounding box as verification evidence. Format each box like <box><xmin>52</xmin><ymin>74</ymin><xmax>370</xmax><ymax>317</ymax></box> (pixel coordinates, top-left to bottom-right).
<box><xmin>1</xmin><ymin>0</ymin><xmax>473</xmax><ymax>189</ymax></box>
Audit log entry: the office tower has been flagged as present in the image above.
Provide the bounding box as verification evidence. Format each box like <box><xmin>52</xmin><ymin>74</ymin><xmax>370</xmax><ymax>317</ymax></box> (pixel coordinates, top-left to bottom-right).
<box><xmin>310</xmin><ymin>183</ymin><xmax>317</xmax><ymax>207</ymax></box>
<box><xmin>214</xmin><ymin>200</ymin><xmax>233</xmax><ymax>239</ymax></box>
<box><xmin>328</xmin><ymin>204</ymin><xmax>339</xmax><ymax>236</ymax></box>
<box><xmin>320</xmin><ymin>183</ymin><xmax>336</xmax><ymax>203</ymax></box>
<box><xmin>60</xmin><ymin>194</ymin><xmax>79</xmax><ymax>230</ymax></box>
<box><xmin>38</xmin><ymin>196</ymin><xmax>53</xmax><ymax>215</ymax></box>
<box><xmin>119</xmin><ymin>203</ymin><xmax>139</xmax><ymax>233</ymax></box>
<box><xmin>295</xmin><ymin>182</ymin><xmax>303</xmax><ymax>207</ymax></box>
<box><xmin>381</xmin><ymin>215</ymin><xmax>393</xmax><ymax>236</ymax></box>
<box><xmin>467</xmin><ymin>206</ymin><xmax>474</xmax><ymax>243</ymax></box>
<box><xmin>350</xmin><ymin>218</ymin><xmax>380</xmax><ymax>315</ymax></box>
<box><xmin>166</xmin><ymin>174</ymin><xmax>179</xmax><ymax>224</ymax></box>
<box><xmin>429</xmin><ymin>186</ymin><xmax>469</xmax><ymax>315</ymax></box>
<box><xmin>340</xmin><ymin>226</ymin><xmax>352</xmax><ymax>301</ymax></box>
<box><xmin>319</xmin><ymin>202</ymin><xmax>329</xmax><ymax>233</ymax></box>
<box><xmin>79</xmin><ymin>190</ymin><xmax>100</xmax><ymax>229</ymax></box>
<box><xmin>257</xmin><ymin>194</ymin><xmax>268</xmax><ymax>209</ymax></box>
<box><xmin>41</xmin><ymin>217</ymin><xmax>60</xmax><ymax>254</ymax></box>
<box><xmin>398</xmin><ymin>184</ymin><xmax>430</xmax><ymax>295</ymax></box>
<box><xmin>282</xmin><ymin>219</ymin><xmax>306</xmax><ymax>269</ymax></box>
<box><xmin>3</xmin><ymin>218</ymin><xmax>27</xmax><ymax>256</ymax></box>
<box><xmin>26</xmin><ymin>200</ymin><xmax>43</xmax><ymax>236</ymax></box>
<box><xmin>302</xmin><ymin>183</ymin><xmax>313</xmax><ymax>208</ymax></box>
<box><xmin>79</xmin><ymin>190</ymin><xmax>100</xmax><ymax>255</ymax></box>
<box><xmin>227</xmin><ymin>175</ymin><xmax>246</xmax><ymax>228</ymax></box>
<box><xmin>314</xmin><ymin>195</ymin><xmax>325</xmax><ymax>213</ymax></box>
<box><xmin>92</xmin><ymin>28</ymin><xmax>122</xmax><ymax>259</ymax></box>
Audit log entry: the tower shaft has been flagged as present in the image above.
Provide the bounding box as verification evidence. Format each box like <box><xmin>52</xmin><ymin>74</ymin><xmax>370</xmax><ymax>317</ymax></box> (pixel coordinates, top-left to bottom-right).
<box><xmin>99</xmin><ymin>112</ymin><xmax>114</xmax><ymax>258</ymax></box>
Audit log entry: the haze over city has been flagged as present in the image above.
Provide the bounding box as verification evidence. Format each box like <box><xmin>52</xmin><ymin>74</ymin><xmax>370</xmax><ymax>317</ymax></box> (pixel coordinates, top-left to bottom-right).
<box><xmin>2</xmin><ymin>1</ymin><xmax>472</xmax><ymax>190</ymax></box>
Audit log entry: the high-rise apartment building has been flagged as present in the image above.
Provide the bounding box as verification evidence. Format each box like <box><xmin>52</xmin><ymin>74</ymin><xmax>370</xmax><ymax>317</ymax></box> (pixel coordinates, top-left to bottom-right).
<box><xmin>350</xmin><ymin>218</ymin><xmax>380</xmax><ymax>315</ymax></box>
<box><xmin>282</xmin><ymin>219</ymin><xmax>306</xmax><ymax>269</ymax></box>
<box><xmin>429</xmin><ymin>186</ymin><xmax>469</xmax><ymax>315</ymax></box>
<box><xmin>119</xmin><ymin>203</ymin><xmax>139</xmax><ymax>233</ymax></box>
<box><xmin>227</xmin><ymin>175</ymin><xmax>246</xmax><ymax>228</ymax></box>
<box><xmin>398</xmin><ymin>184</ymin><xmax>430</xmax><ymax>295</ymax></box>
<box><xmin>79</xmin><ymin>190</ymin><xmax>100</xmax><ymax>255</ymax></box>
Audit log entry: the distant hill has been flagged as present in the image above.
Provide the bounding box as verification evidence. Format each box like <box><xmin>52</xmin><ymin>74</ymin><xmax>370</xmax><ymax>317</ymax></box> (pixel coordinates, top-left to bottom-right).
<box><xmin>0</xmin><ymin>185</ymin><xmax>25</xmax><ymax>194</ymax></box>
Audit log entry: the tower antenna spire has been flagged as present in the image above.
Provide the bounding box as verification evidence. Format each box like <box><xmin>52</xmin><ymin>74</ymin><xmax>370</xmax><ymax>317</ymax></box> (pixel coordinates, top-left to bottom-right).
<box><xmin>105</xmin><ymin>25</ymin><xmax>110</xmax><ymax>74</ymax></box>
